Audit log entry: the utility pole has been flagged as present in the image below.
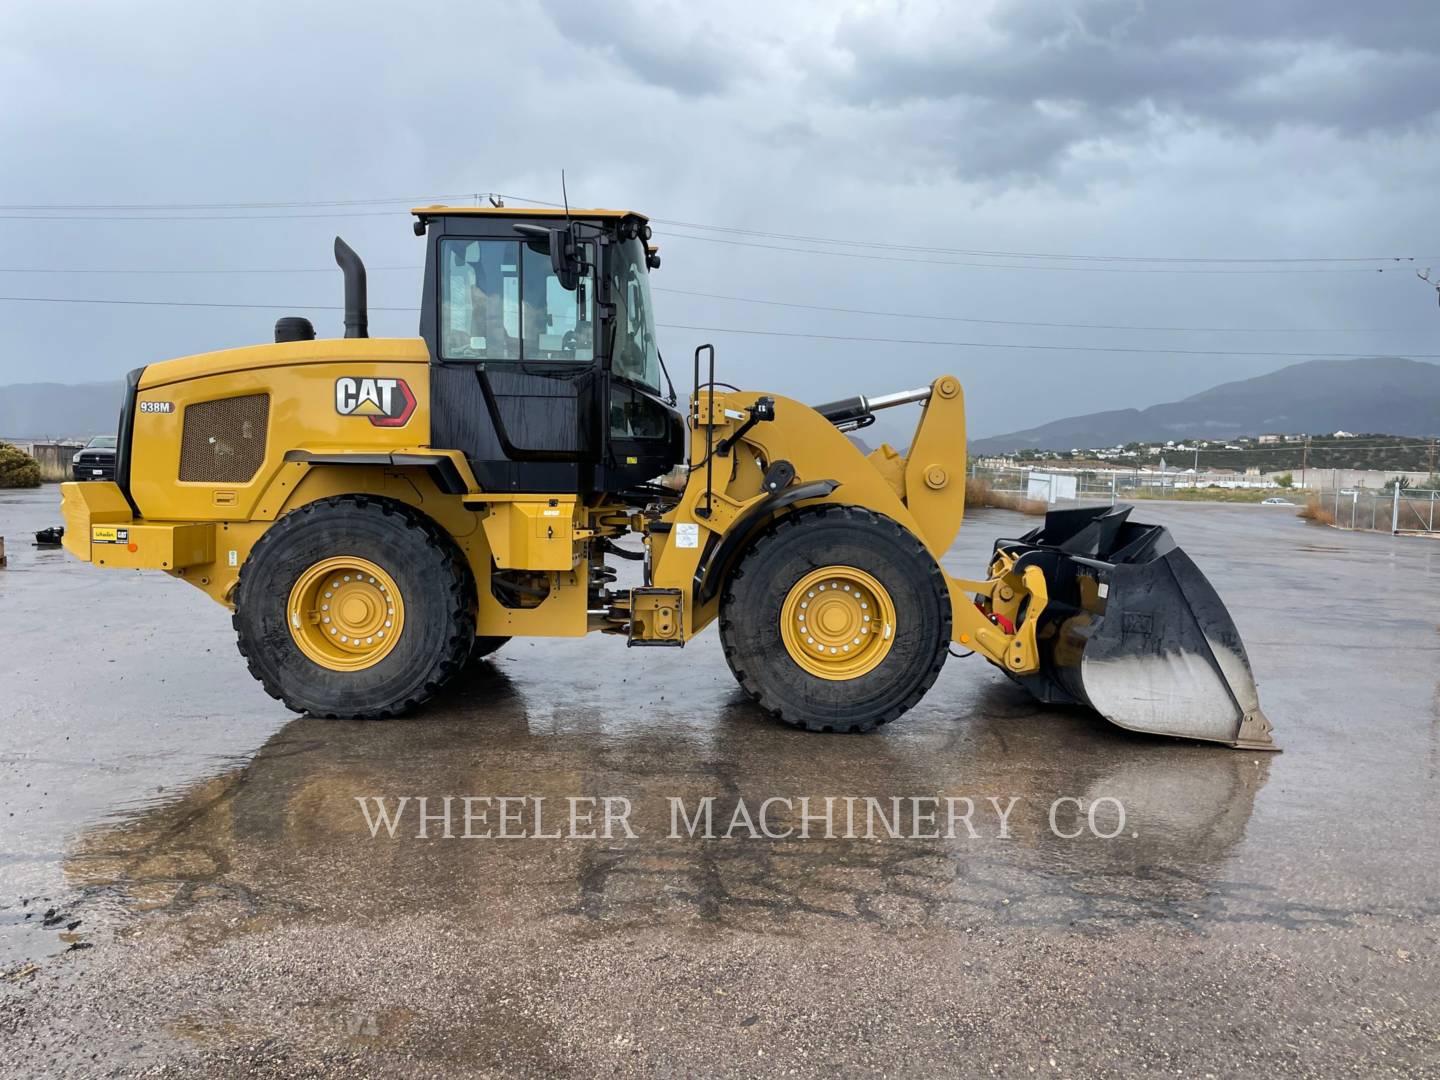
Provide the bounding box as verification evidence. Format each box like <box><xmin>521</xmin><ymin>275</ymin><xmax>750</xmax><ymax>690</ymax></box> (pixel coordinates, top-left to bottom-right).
<box><xmin>1428</xmin><ymin>437</ymin><xmax>1436</xmax><ymax>480</ymax></box>
<box><xmin>1301</xmin><ymin>436</ymin><xmax>1310</xmax><ymax>489</ymax></box>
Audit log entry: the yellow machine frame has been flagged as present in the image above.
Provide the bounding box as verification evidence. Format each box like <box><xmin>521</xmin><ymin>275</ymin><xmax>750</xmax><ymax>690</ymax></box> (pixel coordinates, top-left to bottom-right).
<box><xmin>61</xmin><ymin>338</ymin><xmax>1047</xmax><ymax>676</ymax></box>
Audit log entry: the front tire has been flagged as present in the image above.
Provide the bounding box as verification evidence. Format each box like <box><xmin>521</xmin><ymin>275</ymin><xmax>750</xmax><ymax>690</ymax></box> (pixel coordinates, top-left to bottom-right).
<box><xmin>718</xmin><ymin>505</ymin><xmax>951</xmax><ymax>733</ymax></box>
<box><xmin>233</xmin><ymin>495</ymin><xmax>474</xmax><ymax>719</ymax></box>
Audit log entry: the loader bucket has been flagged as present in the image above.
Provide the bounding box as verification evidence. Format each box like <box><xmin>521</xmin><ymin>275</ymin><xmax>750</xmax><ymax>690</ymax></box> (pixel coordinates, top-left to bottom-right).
<box><xmin>993</xmin><ymin>505</ymin><xmax>1278</xmax><ymax>750</ymax></box>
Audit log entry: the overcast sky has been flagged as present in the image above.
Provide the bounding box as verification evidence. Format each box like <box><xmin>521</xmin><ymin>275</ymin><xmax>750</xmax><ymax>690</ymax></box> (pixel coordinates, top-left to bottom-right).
<box><xmin>1</xmin><ymin>0</ymin><xmax>1437</xmax><ymax>439</ymax></box>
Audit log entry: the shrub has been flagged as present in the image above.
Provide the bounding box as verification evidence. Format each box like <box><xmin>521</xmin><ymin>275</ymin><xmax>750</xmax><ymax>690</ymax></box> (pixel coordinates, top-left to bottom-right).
<box><xmin>1297</xmin><ymin>494</ymin><xmax>1335</xmax><ymax>526</ymax></box>
<box><xmin>1274</xmin><ymin>472</ymin><xmax>1294</xmax><ymax>488</ymax></box>
<box><xmin>965</xmin><ymin>475</ymin><xmax>1046</xmax><ymax>515</ymax></box>
<box><xmin>0</xmin><ymin>442</ymin><xmax>41</xmax><ymax>489</ymax></box>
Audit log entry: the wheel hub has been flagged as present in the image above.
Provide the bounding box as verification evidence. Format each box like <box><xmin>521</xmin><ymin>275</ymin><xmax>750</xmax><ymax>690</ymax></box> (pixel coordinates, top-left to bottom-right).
<box><xmin>287</xmin><ymin>556</ymin><xmax>405</xmax><ymax>671</ymax></box>
<box><xmin>780</xmin><ymin>565</ymin><xmax>896</xmax><ymax>680</ymax></box>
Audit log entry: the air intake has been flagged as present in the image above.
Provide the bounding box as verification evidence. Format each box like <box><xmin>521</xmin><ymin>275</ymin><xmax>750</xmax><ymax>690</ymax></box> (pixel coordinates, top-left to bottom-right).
<box><xmin>179</xmin><ymin>394</ymin><xmax>270</xmax><ymax>483</ymax></box>
<box><xmin>275</xmin><ymin>316</ymin><xmax>315</xmax><ymax>343</ymax></box>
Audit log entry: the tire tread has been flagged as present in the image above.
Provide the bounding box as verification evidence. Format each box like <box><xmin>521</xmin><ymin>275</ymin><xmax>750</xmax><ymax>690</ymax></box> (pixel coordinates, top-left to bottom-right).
<box><xmin>232</xmin><ymin>494</ymin><xmax>473</xmax><ymax>720</ymax></box>
<box><xmin>717</xmin><ymin>504</ymin><xmax>950</xmax><ymax>733</ymax></box>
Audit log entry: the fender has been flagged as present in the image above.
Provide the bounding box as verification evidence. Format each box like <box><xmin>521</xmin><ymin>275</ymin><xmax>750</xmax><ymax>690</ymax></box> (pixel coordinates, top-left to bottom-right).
<box><xmin>694</xmin><ymin>479</ymin><xmax>840</xmax><ymax>603</ymax></box>
<box><xmin>281</xmin><ymin>449</ymin><xmax>473</xmax><ymax>496</ymax></box>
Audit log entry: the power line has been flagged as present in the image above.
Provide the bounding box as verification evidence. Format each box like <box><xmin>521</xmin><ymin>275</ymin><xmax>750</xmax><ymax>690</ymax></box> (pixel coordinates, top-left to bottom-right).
<box><xmin>0</xmin><ymin>266</ymin><xmax>417</xmax><ymax>275</ymax></box>
<box><xmin>652</xmin><ymin>286</ymin><xmax>1416</xmax><ymax>334</ymax></box>
<box><xmin>0</xmin><ymin>266</ymin><xmax>1417</xmax><ymax>333</ymax></box>
<box><xmin>655</xmin><ymin>321</ymin><xmax>1440</xmax><ymax>358</ymax></box>
<box><xmin>0</xmin><ymin>210</ymin><xmax>409</xmax><ymax>221</ymax></box>
<box><xmin>493</xmin><ymin>193</ymin><xmax>1433</xmax><ymax>267</ymax></box>
<box><xmin>656</xmin><ymin>231</ymin><xmax>1398</xmax><ymax>274</ymax></box>
<box><xmin>0</xmin><ymin>193</ymin><xmax>472</xmax><ymax>211</ymax></box>
<box><xmin>3</xmin><ymin>294</ymin><xmax>1436</xmax><ymax>360</ymax></box>
<box><xmin>649</xmin><ymin>219</ymin><xmax>1422</xmax><ymax>265</ymax></box>
<box><xmin>0</xmin><ymin>295</ymin><xmax>417</xmax><ymax>311</ymax></box>
<box><xmin>0</xmin><ymin>189</ymin><xmax>1430</xmax><ymax>267</ymax></box>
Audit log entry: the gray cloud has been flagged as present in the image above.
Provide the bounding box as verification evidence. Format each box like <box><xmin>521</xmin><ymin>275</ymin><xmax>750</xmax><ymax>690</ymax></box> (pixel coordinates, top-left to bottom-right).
<box><xmin>537</xmin><ymin>0</ymin><xmax>759</xmax><ymax>96</ymax></box>
<box><xmin>824</xmin><ymin>0</ymin><xmax>1440</xmax><ymax>176</ymax></box>
<box><xmin>0</xmin><ymin>0</ymin><xmax>1436</xmax><ymax>441</ymax></box>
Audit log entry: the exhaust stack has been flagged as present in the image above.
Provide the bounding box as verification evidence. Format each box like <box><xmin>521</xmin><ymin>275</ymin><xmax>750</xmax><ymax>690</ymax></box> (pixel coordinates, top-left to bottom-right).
<box><xmin>333</xmin><ymin>236</ymin><xmax>368</xmax><ymax>339</ymax></box>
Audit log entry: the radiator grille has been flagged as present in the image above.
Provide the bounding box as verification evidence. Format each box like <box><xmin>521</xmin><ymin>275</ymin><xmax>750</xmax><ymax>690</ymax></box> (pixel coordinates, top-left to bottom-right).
<box><xmin>179</xmin><ymin>394</ymin><xmax>270</xmax><ymax>483</ymax></box>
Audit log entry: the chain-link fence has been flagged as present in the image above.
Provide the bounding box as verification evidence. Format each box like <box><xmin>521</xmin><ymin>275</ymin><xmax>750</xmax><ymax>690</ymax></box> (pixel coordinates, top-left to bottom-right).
<box><xmin>969</xmin><ymin>464</ymin><xmax>1440</xmax><ymax>537</ymax></box>
<box><xmin>1317</xmin><ymin>486</ymin><xmax>1440</xmax><ymax>535</ymax></box>
<box><xmin>969</xmin><ymin>465</ymin><xmax>1289</xmax><ymax>508</ymax></box>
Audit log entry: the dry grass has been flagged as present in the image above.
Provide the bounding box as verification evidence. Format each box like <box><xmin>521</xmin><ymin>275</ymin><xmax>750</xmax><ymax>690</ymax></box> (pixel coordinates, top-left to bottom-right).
<box><xmin>1297</xmin><ymin>494</ymin><xmax>1336</xmax><ymax>526</ymax></box>
<box><xmin>966</xmin><ymin>476</ymin><xmax>1047</xmax><ymax>515</ymax></box>
<box><xmin>35</xmin><ymin>459</ymin><xmax>70</xmax><ymax>483</ymax></box>
<box><xmin>1127</xmin><ymin>485</ymin><xmax>1299</xmax><ymax>504</ymax></box>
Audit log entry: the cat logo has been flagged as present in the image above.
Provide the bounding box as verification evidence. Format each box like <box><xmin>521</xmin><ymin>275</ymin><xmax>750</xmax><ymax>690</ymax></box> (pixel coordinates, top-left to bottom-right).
<box><xmin>334</xmin><ymin>377</ymin><xmax>416</xmax><ymax>427</ymax></box>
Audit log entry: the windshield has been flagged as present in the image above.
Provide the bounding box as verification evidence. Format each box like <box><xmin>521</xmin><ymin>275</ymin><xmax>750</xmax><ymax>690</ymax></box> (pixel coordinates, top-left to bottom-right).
<box><xmin>610</xmin><ymin>238</ymin><xmax>661</xmax><ymax>393</ymax></box>
<box><xmin>87</xmin><ymin>436</ymin><xmax>117</xmax><ymax>449</ymax></box>
<box><xmin>438</xmin><ymin>238</ymin><xmax>594</xmax><ymax>363</ymax></box>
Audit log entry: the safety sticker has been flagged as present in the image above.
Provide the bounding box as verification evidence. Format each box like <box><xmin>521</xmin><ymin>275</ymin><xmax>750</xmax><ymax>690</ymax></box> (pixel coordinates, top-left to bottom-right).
<box><xmin>674</xmin><ymin>523</ymin><xmax>699</xmax><ymax>549</ymax></box>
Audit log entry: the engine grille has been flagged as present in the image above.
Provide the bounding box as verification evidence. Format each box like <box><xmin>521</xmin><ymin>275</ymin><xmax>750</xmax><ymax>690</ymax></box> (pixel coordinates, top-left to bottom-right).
<box><xmin>179</xmin><ymin>394</ymin><xmax>270</xmax><ymax>483</ymax></box>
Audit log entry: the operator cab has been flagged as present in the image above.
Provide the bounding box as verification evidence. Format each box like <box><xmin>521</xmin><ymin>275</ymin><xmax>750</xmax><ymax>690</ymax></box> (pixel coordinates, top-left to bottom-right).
<box><xmin>414</xmin><ymin>206</ymin><xmax>684</xmax><ymax>494</ymax></box>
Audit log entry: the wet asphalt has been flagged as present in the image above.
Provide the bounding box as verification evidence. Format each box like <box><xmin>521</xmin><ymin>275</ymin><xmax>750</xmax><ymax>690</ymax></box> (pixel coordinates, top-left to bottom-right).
<box><xmin>0</xmin><ymin>485</ymin><xmax>1437</xmax><ymax>1077</ymax></box>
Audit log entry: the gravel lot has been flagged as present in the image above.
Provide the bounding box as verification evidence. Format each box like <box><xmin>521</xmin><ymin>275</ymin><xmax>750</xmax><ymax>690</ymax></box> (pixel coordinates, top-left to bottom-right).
<box><xmin>1</xmin><ymin>487</ymin><xmax>1437</xmax><ymax>1077</ymax></box>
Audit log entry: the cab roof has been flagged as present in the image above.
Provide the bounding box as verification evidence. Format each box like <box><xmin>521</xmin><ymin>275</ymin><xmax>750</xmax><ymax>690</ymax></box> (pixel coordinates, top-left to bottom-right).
<box><xmin>410</xmin><ymin>205</ymin><xmax>647</xmax><ymax>221</ymax></box>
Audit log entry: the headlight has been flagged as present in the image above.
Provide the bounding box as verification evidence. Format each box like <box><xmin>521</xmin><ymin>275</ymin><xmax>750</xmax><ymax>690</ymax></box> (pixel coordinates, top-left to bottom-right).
<box><xmin>72</xmin><ymin>452</ymin><xmax>83</xmax><ymax>463</ymax></box>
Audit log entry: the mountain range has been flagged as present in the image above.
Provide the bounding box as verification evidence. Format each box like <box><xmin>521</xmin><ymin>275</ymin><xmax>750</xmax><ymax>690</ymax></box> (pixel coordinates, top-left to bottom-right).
<box><xmin>2</xmin><ymin>356</ymin><xmax>1437</xmax><ymax>452</ymax></box>
<box><xmin>970</xmin><ymin>357</ymin><xmax>1440</xmax><ymax>454</ymax></box>
<box><xmin>0</xmin><ymin>380</ymin><xmax>126</xmax><ymax>441</ymax></box>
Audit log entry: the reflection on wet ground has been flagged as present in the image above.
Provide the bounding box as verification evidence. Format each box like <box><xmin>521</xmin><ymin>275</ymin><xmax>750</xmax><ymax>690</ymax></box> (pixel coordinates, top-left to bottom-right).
<box><xmin>65</xmin><ymin>666</ymin><xmax>1291</xmax><ymax>940</ymax></box>
<box><xmin>3</xmin><ymin>489</ymin><xmax>1440</xmax><ymax>1075</ymax></box>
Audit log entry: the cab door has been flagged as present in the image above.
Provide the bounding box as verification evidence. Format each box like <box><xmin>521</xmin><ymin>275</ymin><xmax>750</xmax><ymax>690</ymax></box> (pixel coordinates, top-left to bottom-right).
<box><xmin>422</xmin><ymin>222</ymin><xmax>602</xmax><ymax>492</ymax></box>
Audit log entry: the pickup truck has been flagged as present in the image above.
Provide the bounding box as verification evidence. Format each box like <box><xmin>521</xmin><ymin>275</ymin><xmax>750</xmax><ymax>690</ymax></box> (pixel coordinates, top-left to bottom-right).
<box><xmin>71</xmin><ymin>435</ymin><xmax>117</xmax><ymax>481</ymax></box>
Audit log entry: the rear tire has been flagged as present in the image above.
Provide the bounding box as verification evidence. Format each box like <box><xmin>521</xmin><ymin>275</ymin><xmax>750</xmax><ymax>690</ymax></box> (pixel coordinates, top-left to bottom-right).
<box><xmin>233</xmin><ymin>495</ymin><xmax>474</xmax><ymax>719</ymax></box>
<box><xmin>718</xmin><ymin>505</ymin><xmax>950</xmax><ymax>732</ymax></box>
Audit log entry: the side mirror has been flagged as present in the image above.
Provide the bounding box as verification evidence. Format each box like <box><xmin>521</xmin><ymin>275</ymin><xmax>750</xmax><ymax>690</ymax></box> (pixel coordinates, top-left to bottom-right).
<box><xmin>513</xmin><ymin>222</ymin><xmax>585</xmax><ymax>291</ymax></box>
<box><xmin>550</xmin><ymin>225</ymin><xmax>583</xmax><ymax>291</ymax></box>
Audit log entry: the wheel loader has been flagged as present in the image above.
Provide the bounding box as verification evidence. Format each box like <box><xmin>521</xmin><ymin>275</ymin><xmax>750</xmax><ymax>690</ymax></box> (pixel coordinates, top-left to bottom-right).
<box><xmin>59</xmin><ymin>205</ymin><xmax>1277</xmax><ymax>749</ymax></box>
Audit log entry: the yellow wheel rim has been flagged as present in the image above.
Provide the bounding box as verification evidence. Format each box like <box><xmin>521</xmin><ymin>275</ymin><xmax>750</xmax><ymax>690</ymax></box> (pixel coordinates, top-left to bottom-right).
<box><xmin>780</xmin><ymin>565</ymin><xmax>896</xmax><ymax>680</ymax></box>
<box><xmin>287</xmin><ymin>556</ymin><xmax>405</xmax><ymax>671</ymax></box>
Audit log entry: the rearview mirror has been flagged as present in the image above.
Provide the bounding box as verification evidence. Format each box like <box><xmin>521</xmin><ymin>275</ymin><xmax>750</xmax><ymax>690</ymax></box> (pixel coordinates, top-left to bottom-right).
<box><xmin>549</xmin><ymin>225</ymin><xmax>582</xmax><ymax>291</ymax></box>
<box><xmin>513</xmin><ymin>222</ymin><xmax>585</xmax><ymax>291</ymax></box>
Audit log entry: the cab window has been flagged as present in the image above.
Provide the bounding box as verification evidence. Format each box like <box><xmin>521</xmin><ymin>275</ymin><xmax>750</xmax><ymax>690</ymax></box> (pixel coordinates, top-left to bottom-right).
<box><xmin>439</xmin><ymin>238</ymin><xmax>594</xmax><ymax>363</ymax></box>
<box><xmin>609</xmin><ymin>384</ymin><xmax>670</xmax><ymax>440</ymax></box>
<box><xmin>610</xmin><ymin>238</ymin><xmax>661</xmax><ymax>393</ymax></box>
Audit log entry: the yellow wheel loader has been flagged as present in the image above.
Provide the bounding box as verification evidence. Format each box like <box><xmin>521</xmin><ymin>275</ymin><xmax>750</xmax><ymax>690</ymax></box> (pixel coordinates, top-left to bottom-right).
<box><xmin>59</xmin><ymin>206</ymin><xmax>1276</xmax><ymax>749</ymax></box>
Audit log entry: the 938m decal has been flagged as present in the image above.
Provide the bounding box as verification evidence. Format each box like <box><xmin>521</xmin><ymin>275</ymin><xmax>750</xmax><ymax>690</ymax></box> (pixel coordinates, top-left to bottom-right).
<box><xmin>334</xmin><ymin>377</ymin><xmax>416</xmax><ymax>427</ymax></box>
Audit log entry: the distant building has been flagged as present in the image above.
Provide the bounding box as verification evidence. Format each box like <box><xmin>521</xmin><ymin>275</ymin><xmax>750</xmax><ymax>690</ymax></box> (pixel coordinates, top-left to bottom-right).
<box><xmin>1333</xmin><ymin>430</ymin><xmax>1355</xmax><ymax>438</ymax></box>
<box><xmin>1257</xmin><ymin>434</ymin><xmax>1283</xmax><ymax>445</ymax></box>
